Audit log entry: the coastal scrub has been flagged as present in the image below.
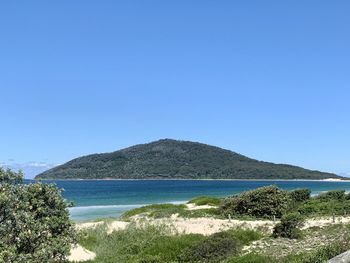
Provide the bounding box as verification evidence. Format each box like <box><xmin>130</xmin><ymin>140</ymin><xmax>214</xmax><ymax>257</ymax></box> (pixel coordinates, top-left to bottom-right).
<box><xmin>0</xmin><ymin>167</ymin><xmax>77</xmax><ymax>262</ymax></box>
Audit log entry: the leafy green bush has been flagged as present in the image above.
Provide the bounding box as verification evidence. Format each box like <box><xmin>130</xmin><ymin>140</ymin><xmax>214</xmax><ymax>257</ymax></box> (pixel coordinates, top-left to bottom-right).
<box><xmin>178</xmin><ymin>232</ymin><xmax>241</xmax><ymax>263</ymax></box>
<box><xmin>80</xmin><ymin>225</ymin><xmax>264</xmax><ymax>263</ymax></box>
<box><xmin>297</xmin><ymin>192</ymin><xmax>350</xmax><ymax>217</ymax></box>
<box><xmin>138</xmin><ymin>234</ymin><xmax>205</xmax><ymax>262</ymax></box>
<box><xmin>273</xmin><ymin>212</ymin><xmax>304</xmax><ymax>239</ymax></box>
<box><xmin>289</xmin><ymin>189</ymin><xmax>311</xmax><ymax>203</ymax></box>
<box><xmin>220</xmin><ymin>186</ymin><xmax>289</xmax><ymax>219</ymax></box>
<box><xmin>318</xmin><ymin>190</ymin><xmax>346</xmax><ymax>201</ymax></box>
<box><xmin>0</xmin><ymin>167</ymin><xmax>76</xmax><ymax>262</ymax></box>
<box><xmin>188</xmin><ymin>196</ymin><xmax>221</xmax><ymax>206</ymax></box>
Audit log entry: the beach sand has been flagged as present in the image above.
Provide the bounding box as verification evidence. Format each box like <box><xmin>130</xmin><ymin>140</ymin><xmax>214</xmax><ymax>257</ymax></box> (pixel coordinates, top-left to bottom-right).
<box><xmin>68</xmin><ymin>245</ymin><xmax>96</xmax><ymax>262</ymax></box>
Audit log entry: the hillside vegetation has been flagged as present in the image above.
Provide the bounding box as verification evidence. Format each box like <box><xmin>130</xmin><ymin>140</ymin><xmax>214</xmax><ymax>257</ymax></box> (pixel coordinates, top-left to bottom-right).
<box><xmin>36</xmin><ymin>139</ymin><xmax>340</xmax><ymax>180</ymax></box>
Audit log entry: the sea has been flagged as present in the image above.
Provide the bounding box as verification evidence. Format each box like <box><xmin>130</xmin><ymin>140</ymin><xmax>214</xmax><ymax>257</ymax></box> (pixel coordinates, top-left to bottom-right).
<box><xmin>29</xmin><ymin>180</ymin><xmax>350</xmax><ymax>222</ymax></box>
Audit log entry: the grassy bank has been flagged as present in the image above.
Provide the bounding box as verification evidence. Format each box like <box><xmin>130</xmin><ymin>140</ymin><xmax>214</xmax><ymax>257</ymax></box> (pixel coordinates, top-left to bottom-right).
<box><xmin>78</xmin><ymin>222</ymin><xmax>350</xmax><ymax>263</ymax></box>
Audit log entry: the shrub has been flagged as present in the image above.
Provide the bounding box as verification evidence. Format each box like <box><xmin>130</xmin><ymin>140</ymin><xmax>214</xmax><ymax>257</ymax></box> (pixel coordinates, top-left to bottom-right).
<box><xmin>178</xmin><ymin>231</ymin><xmax>241</xmax><ymax>263</ymax></box>
<box><xmin>0</xmin><ymin>167</ymin><xmax>76</xmax><ymax>262</ymax></box>
<box><xmin>220</xmin><ymin>186</ymin><xmax>289</xmax><ymax>219</ymax></box>
<box><xmin>297</xmin><ymin>192</ymin><xmax>350</xmax><ymax>217</ymax></box>
<box><xmin>273</xmin><ymin>212</ymin><xmax>304</xmax><ymax>239</ymax></box>
<box><xmin>225</xmin><ymin>229</ymin><xmax>263</xmax><ymax>246</ymax></box>
<box><xmin>318</xmin><ymin>190</ymin><xmax>346</xmax><ymax>201</ymax></box>
<box><xmin>188</xmin><ymin>196</ymin><xmax>221</xmax><ymax>206</ymax></box>
<box><xmin>289</xmin><ymin>189</ymin><xmax>311</xmax><ymax>203</ymax></box>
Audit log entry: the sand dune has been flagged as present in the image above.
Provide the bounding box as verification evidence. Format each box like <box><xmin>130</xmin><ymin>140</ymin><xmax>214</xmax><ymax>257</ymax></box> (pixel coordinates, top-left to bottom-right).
<box><xmin>68</xmin><ymin>245</ymin><xmax>96</xmax><ymax>262</ymax></box>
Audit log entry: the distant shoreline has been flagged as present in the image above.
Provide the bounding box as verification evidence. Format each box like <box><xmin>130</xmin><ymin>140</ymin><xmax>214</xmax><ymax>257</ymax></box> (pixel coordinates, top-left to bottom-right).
<box><xmin>34</xmin><ymin>178</ymin><xmax>349</xmax><ymax>182</ymax></box>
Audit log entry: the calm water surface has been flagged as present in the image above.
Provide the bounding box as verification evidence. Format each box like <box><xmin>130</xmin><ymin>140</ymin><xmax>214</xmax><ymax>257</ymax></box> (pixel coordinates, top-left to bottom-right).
<box><xmin>34</xmin><ymin>180</ymin><xmax>350</xmax><ymax>221</ymax></box>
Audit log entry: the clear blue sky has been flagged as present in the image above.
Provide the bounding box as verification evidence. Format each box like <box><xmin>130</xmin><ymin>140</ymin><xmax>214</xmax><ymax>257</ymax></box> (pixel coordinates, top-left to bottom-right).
<box><xmin>1</xmin><ymin>1</ymin><xmax>349</xmax><ymax>178</ymax></box>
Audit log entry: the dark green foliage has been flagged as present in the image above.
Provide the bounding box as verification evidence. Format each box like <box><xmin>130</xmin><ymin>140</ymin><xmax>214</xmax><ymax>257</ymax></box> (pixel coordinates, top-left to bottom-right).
<box><xmin>188</xmin><ymin>196</ymin><xmax>221</xmax><ymax>206</ymax></box>
<box><xmin>318</xmin><ymin>190</ymin><xmax>346</xmax><ymax>201</ymax></box>
<box><xmin>178</xmin><ymin>232</ymin><xmax>241</xmax><ymax>263</ymax></box>
<box><xmin>297</xmin><ymin>190</ymin><xmax>350</xmax><ymax>217</ymax></box>
<box><xmin>0</xmin><ymin>167</ymin><xmax>23</xmax><ymax>184</ymax></box>
<box><xmin>35</xmin><ymin>139</ymin><xmax>340</xmax><ymax>180</ymax></box>
<box><xmin>289</xmin><ymin>189</ymin><xmax>311</xmax><ymax>203</ymax></box>
<box><xmin>0</xmin><ymin>167</ymin><xmax>76</xmax><ymax>262</ymax></box>
<box><xmin>220</xmin><ymin>186</ymin><xmax>289</xmax><ymax>219</ymax></box>
<box><xmin>273</xmin><ymin>213</ymin><xmax>304</xmax><ymax>239</ymax></box>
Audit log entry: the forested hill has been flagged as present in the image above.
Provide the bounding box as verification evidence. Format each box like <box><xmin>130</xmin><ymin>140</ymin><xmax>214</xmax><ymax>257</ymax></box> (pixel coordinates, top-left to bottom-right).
<box><xmin>35</xmin><ymin>139</ymin><xmax>341</xmax><ymax>180</ymax></box>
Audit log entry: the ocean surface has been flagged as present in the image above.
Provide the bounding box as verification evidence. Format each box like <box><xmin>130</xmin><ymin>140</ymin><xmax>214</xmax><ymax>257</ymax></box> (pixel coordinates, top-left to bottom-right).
<box><xmin>32</xmin><ymin>180</ymin><xmax>350</xmax><ymax>222</ymax></box>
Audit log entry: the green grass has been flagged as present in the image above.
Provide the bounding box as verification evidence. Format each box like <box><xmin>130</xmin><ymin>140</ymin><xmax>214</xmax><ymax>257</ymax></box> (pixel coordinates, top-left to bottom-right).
<box><xmin>137</xmin><ymin>234</ymin><xmax>205</xmax><ymax>262</ymax></box>
<box><xmin>188</xmin><ymin>196</ymin><xmax>222</xmax><ymax>206</ymax></box>
<box><xmin>79</xmin><ymin>224</ymin><xmax>108</xmax><ymax>251</ymax></box>
<box><xmin>78</xmin><ymin>220</ymin><xmax>350</xmax><ymax>263</ymax></box>
<box><xmin>121</xmin><ymin>204</ymin><xmax>187</xmax><ymax>219</ymax></box>
<box><xmin>80</xmin><ymin>223</ymin><xmax>175</xmax><ymax>263</ymax></box>
<box><xmin>78</xmin><ymin>223</ymin><xmax>264</xmax><ymax>263</ymax></box>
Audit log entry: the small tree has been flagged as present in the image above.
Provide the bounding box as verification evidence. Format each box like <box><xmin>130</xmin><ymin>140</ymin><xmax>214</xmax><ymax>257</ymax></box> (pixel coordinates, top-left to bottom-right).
<box><xmin>289</xmin><ymin>189</ymin><xmax>311</xmax><ymax>203</ymax></box>
<box><xmin>273</xmin><ymin>212</ymin><xmax>304</xmax><ymax>239</ymax></box>
<box><xmin>0</xmin><ymin>167</ymin><xmax>76</xmax><ymax>262</ymax></box>
<box><xmin>318</xmin><ymin>190</ymin><xmax>346</xmax><ymax>201</ymax></box>
<box><xmin>220</xmin><ymin>186</ymin><xmax>289</xmax><ymax>219</ymax></box>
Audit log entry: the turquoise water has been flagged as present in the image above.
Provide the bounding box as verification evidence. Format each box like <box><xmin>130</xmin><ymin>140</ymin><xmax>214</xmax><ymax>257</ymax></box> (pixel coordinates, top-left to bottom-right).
<box><xmin>38</xmin><ymin>180</ymin><xmax>350</xmax><ymax>222</ymax></box>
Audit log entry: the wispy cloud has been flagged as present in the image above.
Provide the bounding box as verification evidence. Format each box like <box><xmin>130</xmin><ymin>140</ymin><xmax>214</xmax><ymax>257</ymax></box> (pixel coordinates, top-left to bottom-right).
<box><xmin>1</xmin><ymin>161</ymin><xmax>57</xmax><ymax>179</ymax></box>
